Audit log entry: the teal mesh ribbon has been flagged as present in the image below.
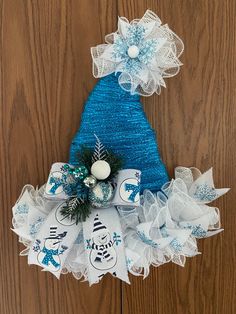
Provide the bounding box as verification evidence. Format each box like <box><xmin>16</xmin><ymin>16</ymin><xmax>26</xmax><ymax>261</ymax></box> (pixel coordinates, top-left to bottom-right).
<box><xmin>69</xmin><ymin>74</ymin><xmax>168</xmax><ymax>192</ymax></box>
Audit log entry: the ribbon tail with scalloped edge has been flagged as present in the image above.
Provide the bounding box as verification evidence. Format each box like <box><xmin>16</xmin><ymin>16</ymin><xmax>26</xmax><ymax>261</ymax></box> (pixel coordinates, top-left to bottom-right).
<box><xmin>28</xmin><ymin>202</ymin><xmax>81</xmax><ymax>279</ymax></box>
<box><xmin>83</xmin><ymin>207</ymin><xmax>130</xmax><ymax>285</ymax></box>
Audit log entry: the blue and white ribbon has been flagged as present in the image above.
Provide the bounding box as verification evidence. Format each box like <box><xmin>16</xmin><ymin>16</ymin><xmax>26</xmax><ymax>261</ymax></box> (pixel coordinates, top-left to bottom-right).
<box><xmin>112</xmin><ymin>169</ymin><xmax>141</xmax><ymax>206</ymax></box>
<box><xmin>83</xmin><ymin>208</ymin><xmax>129</xmax><ymax>285</ymax></box>
<box><xmin>44</xmin><ymin>163</ymin><xmax>76</xmax><ymax>199</ymax></box>
<box><xmin>12</xmin><ymin>165</ymin><xmax>229</xmax><ymax>282</ymax></box>
<box><xmin>13</xmin><ymin>164</ymin><xmax>140</xmax><ymax>282</ymax></box>
<box><xmin>28</xmin><ymin>202</ymin><xmax>81</xmax><ymax>278</ymax></box>
<box><xmin>121</xmin><ymin>167</ymin><xmax>229</xmax><ymax>277</ymax></box>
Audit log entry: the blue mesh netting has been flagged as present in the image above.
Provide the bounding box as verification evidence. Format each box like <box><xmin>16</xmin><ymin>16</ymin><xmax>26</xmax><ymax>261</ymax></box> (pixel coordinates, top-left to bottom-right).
<box><xmin>69</xmin><ymin>74</ymin><xmax>168</xmax><ymax>192</ymax></box>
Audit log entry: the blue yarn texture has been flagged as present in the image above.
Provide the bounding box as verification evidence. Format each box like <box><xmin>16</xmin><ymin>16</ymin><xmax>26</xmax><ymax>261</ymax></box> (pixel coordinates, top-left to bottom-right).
<box><xmin>69</xmin><ymin>74</ymin><xmax>169</xmax><ymax>192</ymax></box>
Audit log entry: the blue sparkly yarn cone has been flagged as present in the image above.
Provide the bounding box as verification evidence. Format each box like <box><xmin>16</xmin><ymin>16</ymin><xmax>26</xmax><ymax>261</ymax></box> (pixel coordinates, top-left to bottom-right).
<box><xmin>69</xmin><ymin>74</ymin><xmax>168</xmax><ymax>192</ymax></box>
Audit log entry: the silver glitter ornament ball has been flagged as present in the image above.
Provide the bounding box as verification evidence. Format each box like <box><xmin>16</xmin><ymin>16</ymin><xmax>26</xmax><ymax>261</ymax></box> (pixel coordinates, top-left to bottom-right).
<box><xmin>83</xmin><ymin>175</ymin><xmax>97</xmax><ymax>188</ymax></box>
<box><xmin>89</xmin><ymin>182</ymin><xmax>113</xmax><ymax>208</ymax></box>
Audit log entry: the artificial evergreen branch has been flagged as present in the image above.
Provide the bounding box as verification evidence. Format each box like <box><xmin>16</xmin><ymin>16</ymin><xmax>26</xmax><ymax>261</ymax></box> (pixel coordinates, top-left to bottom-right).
<box><xmin>106</xmin><ymin>151</ymin><xmax>123</xmax><ymax>179</ymax></box>
<box><xmin>60</xmin><ymin>197</ymin><xmax>91</xmax><ymax>224</ymax></box>
<box><xmin>77</xmin><ymin>145</ymin><xmax>94</xmax><ymax>170</ymax></box>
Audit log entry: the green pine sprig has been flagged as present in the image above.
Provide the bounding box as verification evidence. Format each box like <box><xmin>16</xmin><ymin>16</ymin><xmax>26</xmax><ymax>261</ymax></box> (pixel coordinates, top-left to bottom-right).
<box><xmin>77</xmin><ymin>145</ymin><xmax>94</xmax><ymax>170</ymax></box>
<box><xmin>60</xmin><ymin>197</ymin><xmax>91</xmax><ymax>224</ymax></box>
<box><xmin>106</xmin><ymin>151</ymin><xmax>123</xmax><ymax>180</ymax></box>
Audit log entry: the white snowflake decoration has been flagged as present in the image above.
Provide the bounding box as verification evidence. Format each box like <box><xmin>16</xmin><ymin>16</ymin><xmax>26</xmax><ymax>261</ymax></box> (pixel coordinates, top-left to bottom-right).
<box><xmin>91</xmin><ymin>10</ymin><xmax>184</xmax><ymax>96</ymax></box>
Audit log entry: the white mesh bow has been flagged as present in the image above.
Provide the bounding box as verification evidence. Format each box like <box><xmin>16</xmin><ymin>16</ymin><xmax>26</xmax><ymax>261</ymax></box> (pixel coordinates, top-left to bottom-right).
<box><xmin>120</xmin><ymin>167</ymin><xmax>229</xmax><ymax>277</ymax></box>
<box><xmin>91</xmin><ymin>10</ymin><xmax>184</xmax><ymax>96</ymax></box>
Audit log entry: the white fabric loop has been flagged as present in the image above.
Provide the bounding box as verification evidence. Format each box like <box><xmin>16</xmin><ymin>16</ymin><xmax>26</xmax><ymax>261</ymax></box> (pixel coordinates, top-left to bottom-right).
<box><xmin>91</xmin><ymin>10</ymin><xmax>184</xmax><ymax>96</ymax></box>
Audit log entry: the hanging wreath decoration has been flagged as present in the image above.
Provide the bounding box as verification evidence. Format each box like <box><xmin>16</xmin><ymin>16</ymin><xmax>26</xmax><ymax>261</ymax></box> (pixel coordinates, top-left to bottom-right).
<box><xmin>12</xmin><ymin>10</ymin><xmax>229</xmax><ymax>285</ymax></box>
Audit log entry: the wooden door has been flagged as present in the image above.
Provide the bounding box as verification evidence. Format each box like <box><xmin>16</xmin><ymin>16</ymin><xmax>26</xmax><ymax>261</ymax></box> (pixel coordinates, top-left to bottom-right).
<box><xmin>1</xmin><ymin>1</ymin><xmax>235</xmax><ymax>313</ymax></box>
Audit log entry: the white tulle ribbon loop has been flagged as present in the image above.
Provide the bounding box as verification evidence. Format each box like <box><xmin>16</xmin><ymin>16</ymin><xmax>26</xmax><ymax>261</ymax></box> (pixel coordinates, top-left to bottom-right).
<box><xmin>12</xmin><ymin>185</ymin><xmax>57</xmax><ymax>245</ymax></box>
<box><xmin>121</xmin><ymin>167</ymin><xmax>229</xmax><ymax>276</ymax></box>
<box><xmin>188</xmin><ymin>168</ymin><xmax>230</xmax><ymax>204</ymax></box>
<box><xmin>123</xmin><ymin>194</ymin><xmax>197</xmax><ymax>271</ymax></box>
<box><xmin>91</xmin><ymin>9</ymin><xmax>184</xmax><ymax>96</ymax></box>
<box><xmin>166</xmin><ymin>167</ymin><xmax>229</xmax><ymax>238</ymax></box>
<box><xmin>175</xmin><ymin>167</ymin><xmax>230</xmax><ymax>204</ymax></box>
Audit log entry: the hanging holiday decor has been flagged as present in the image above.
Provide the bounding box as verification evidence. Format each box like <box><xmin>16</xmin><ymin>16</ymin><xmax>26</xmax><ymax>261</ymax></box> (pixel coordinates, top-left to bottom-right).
<box><xmin>46</xmin><ymin>135</ymin><xmax>123</xmax><ymax>224</ymax></box>
<box><xmin>12</xmin><ymin>10</ymin><xmax>229</xmax><ymax>285</ymax></box>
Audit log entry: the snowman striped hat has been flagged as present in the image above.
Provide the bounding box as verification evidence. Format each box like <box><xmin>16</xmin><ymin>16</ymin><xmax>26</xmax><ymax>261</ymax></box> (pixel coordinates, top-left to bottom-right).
<box><xmin>92</xmin><ymin>214</ymin><xmax>107</xmax><ymax>235</ymax></box>
<box><xmin>46</xmin><ymin>226</ymin><xmax>58</xmax><ymax>239</ymax></box>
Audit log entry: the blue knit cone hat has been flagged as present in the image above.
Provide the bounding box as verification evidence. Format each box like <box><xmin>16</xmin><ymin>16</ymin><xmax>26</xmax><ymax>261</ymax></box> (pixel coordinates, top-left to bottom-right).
<box><xmin>69</xmin><ymin>73</ymin><xmax>169</xmax><ymax>192</ymax></box>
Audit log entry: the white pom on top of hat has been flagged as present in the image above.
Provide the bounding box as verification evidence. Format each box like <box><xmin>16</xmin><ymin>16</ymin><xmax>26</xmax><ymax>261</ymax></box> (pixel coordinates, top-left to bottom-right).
<box><xmin>91</xmin><ymin>160</ymin><xmax>111</xmax><ymax>180</ymax></box>
<box><xmin>127</xmin><ymin>45</ymin><xmax>140</xmax><ymax>58</ymax></box>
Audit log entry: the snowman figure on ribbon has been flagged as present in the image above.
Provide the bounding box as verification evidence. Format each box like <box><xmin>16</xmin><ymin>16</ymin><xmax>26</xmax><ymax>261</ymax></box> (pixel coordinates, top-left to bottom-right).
<box><xmin>90</xmin><ymin>214</ymin><xmax>117</xmax><ymax>270</ymax></box>
<box><xmin>37</xmin><ymin>226</ymin><xmax>68</xmax><ymax>272</ymax></box>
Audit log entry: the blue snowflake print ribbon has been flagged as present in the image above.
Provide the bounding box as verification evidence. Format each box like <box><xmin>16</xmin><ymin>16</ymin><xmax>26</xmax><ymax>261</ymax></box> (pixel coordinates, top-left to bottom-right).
<box><xmin>193</xmin><ymin>184</ymin><xmax>218</xmax><ymax>202</ymax></box>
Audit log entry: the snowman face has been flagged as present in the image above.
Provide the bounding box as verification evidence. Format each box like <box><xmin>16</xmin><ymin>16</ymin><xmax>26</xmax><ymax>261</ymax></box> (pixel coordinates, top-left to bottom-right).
<box><xmin>44</xmin><ymin>238</ymin><xmax>60</xmax><ymax>250</ymax></box>
<box><xmin>93</xmin><ymin>231</ymin><xmax>111</xmax><ymax>245</ymax></box>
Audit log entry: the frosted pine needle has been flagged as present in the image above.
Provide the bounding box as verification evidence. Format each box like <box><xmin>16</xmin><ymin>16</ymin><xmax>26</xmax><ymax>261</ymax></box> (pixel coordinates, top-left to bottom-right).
<box><xmin>92</xmin><ymin>134</ymin><xmax>108</xmax><ymax>162</ymax></box>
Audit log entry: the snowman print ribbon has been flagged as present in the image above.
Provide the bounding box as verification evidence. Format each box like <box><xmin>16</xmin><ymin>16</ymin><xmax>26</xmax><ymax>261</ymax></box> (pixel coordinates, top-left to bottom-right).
<box><xmin>112</xmin><ymin>169</ymin><xmax>141</xmax><ymax>206</ymax></box>
<box><xmin>83</xmin><ymin>208</ymin><xmax>129</xmax><ymax>285</ymax></box>
<box><xmin>91</xmin><ymin>216</ymin><xmax>114</xmax><ymax>263</ymax></box>
<box><xmin>26</xmin><ymin>165</ymin><xmax>140</xmax><ymax>283</ymax></box>
<box><xmin>28</xmin><ymin>202</ymin><xmax>81</xmax><ymax>279</ymax></box>
<box><xmin>39</xmin><ymin>228</ymin><xmax>67</xmax><ymax>269</ymax></box>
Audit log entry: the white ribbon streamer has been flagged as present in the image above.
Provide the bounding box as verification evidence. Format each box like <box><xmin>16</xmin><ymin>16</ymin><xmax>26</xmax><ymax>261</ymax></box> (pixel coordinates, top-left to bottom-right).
<box><xmin>112</xmin><ymin>169</ymin><xmax>141</xmax><ymax>206</ymax></box>
<box><xmin>28</xmin><ymin>202</ymin><xmax>81</xmax><ymax>279</ymax></box>
<box><xmin>82</xmin><ymin>207</ymin><xmax>130</xmax><ymax>285</ymax></box>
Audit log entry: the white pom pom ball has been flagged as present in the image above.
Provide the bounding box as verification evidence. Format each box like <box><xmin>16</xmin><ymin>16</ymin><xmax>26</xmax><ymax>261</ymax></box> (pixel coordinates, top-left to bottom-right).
<box><xmin>127</xmin><ymin>45</ymin><xmax>140</xmax><ymax>58</ymax></box>
<box><xmin>91</xmin><ymin>160</ymin><xmax>111</xmax><ymax>180</ymax></box>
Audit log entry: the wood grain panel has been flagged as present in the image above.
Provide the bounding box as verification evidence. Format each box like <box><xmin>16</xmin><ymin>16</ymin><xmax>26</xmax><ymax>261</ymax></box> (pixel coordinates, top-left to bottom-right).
<box><xmin>0</xmin><ymin>1</ymin><xmax>120</xmax><ymax>314</ymax></box>
<box><xmin>0</xmin><ymin>1</ymin><xmax>235</xmax><ymax>314</ymax></box>
<box><xmin>119</xmin><ymin>1</ymin><xmax>236</xmax><ymax>314</ymax></box>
